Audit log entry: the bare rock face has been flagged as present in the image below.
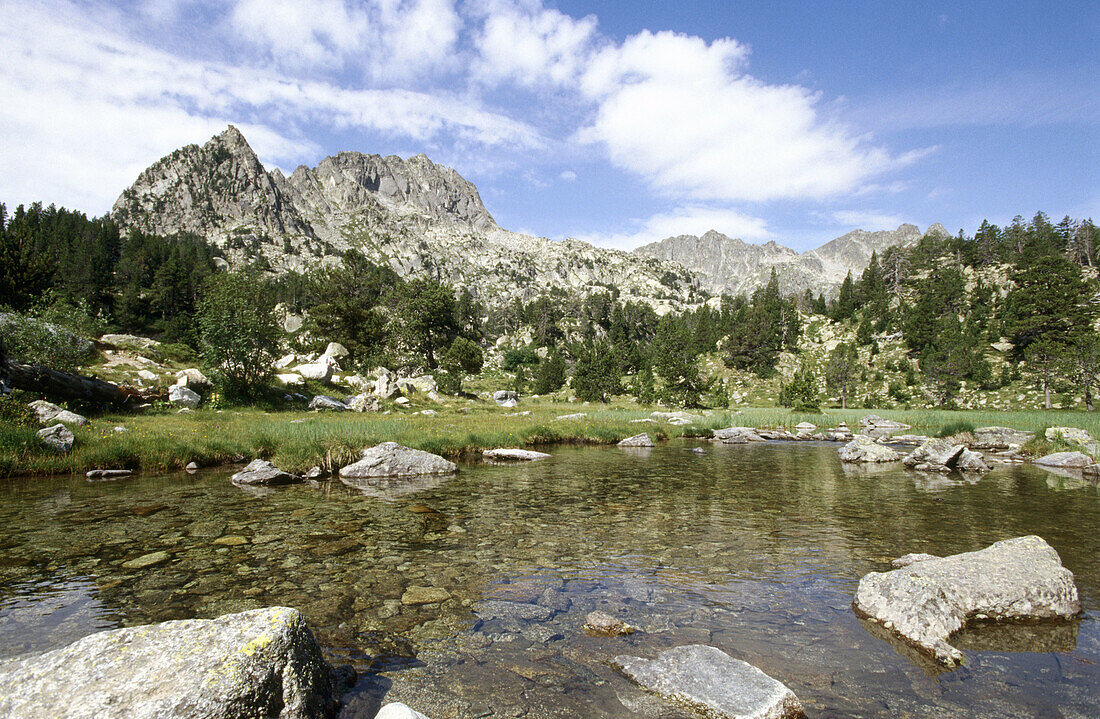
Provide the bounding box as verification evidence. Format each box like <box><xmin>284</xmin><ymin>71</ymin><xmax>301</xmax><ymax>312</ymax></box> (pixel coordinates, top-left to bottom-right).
<box><xmin>838</xmin><ymin>435</ymin><xmax>902</xmax><ymax>463</ymax></box>
<box><xmin>853</xmin><ymin>536</ymin><xmax>1080</xmax><ymax>667</ymax></box>
<box><xmin>112</xmin><ymin>127</ymin><xmax>699</xmax><ymax>310</ymax></box>
<box><xmin>0</xmin><ymin>607</ymin><xmax>345</xmax><ymax>719</ymax></box>
<box><xmin>339</xmin><ymin>442</ymin><xmax>456</xmax><ymax>479</ymax></box>
<box><xmin>613</xmin><ymin>644</ymin><xmax>804</xmax><ymax>719</ymax></box>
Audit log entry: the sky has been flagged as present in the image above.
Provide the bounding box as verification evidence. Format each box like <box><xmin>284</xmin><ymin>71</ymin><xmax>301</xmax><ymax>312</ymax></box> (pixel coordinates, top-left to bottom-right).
<box><xmin>1</xmin><ymin>0</ymin><xmax>1096</xmax><ymax>251</ymax></box>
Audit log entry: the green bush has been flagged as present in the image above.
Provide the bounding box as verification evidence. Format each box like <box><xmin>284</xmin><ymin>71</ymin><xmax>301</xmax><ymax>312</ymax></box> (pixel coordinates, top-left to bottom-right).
<box><xmin>0</xmin><ymin>312</ymin><xmax>96</xmax><ymax>371</ymax></box>
<box><xmin>502</xmin><ymin>346</ymin><xmax>539</xmax><ymax>371</ymax></box>
<box><xmin>198</xmin><ymin>273</ymin><xmax>280</xmax><ymax>400</ymax></box>
<box><xmin>936</xmin><ymin>421</ymin><xmax>976</xmax><ymax>438</ymax></box>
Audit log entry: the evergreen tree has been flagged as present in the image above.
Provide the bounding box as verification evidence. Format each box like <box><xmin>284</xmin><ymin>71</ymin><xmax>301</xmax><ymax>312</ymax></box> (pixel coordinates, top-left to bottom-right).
<box><xmin>1023</xmin><ymin>338</ymin><xmax>1066</xmax><ymax>410</ymax></box>
<box><xmin>1003</xmin><ymin>255</ymin><xmax>1093</xmax><ymax>356</ymax></box>
<box><xmin>825</xmin><ymin>342</ymin><xmax>858</xmax><ymax>409</ymax></box>
<box><xmin>653</xmin><ymin>315</ymin><xmax>705</xmax><ymax>407</ymax></box>
<box><xmin>831</xmin><ymin>271</ymin><xmax>857</xmax><ymax>321</ymax></box>
<box><xmin>1063</xmin><ymin>332</ymin><xmax>1100</xmax><ymax>410</ymax></box>
<box><xmin>572</xmin><ymin>341</ymin><xmax>621</xmax><ymax>402</ymax></box>
<box><xmin>395</xmin><ymin>278</ymin><xmax>458</xmax><ymax>368</ymax></box>
<box><xmin>198</xmin><ymin>273</ymin><xmax>280</xmax><ymax>400</ymax></box>
<box><xmin>778</xmin><ymin>363</ymin><xmax>819</xmax><ymax>411</ymax></box>
<box><xmin>533</xmin><ymin>348</ymin><xmax>568</xmax><ymax>395</ymax></box>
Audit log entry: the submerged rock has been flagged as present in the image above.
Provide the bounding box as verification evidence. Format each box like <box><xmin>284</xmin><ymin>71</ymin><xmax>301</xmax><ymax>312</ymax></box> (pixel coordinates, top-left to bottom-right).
<box><xmin>1034</xmin><ymin>451</ymin><xmax>1092</xmax><ymax>469</ymax></box>
<box><xmin>483</xmin><ymin>448</ymin><xmax>552</xmax><ymax>462</ymax></box>
<box><xmin>583</xmin><ymin>611</ymin><xmax>636</xmax><ymax>637</ymax></box>
<box><xmin>853</xmin><ymin>535</ymin><xmax>1080</xmax><ymax>667</ymax></box>
<box><xmin>37</xmin><ymin>423</ymin><xmax>74</xmax><ymax>452</ymax></box>
<box><xmin>613</xmin><ymin>644</ymin><xmax>803</xmax><ymax>719</ymax></box>
<box><xmin>231</xmin><ymin>459</ymin><xmax>300</xmax><ymax>486</ymax></box>
<box><xmin>838</xmin><ymin>435</ymin><xmax>902</xmax><ymax>463</ymax></box>
<box><xmin>0</xmin><ymin>607</ymin><xmax>345</xmax><ymax>718</ymax></box>
<box><xmin>618</xmin><ymin>433</ymin><xmax>655</xmax><ymax>447</ymax></box>
<box><xmin>86</xmin><ymin>469</ymin><xmax>133</xmax><ymax>481</ymax></box>
<box><xmin>339</xmin><ymin>442</ymin><xmax>456</xmax><ymax>479</ymax></box>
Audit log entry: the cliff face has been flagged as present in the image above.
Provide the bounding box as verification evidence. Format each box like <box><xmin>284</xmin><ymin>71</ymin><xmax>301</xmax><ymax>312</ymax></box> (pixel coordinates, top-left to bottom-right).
<box><xmin>112</xmin><ymin>127</ymin><xmax>699</xmax><ymax>309</ymax></box>
<box><xmin>635</xmin><ymin>223</ymin><xmax>935</xmax><ymax>297</ymax></box>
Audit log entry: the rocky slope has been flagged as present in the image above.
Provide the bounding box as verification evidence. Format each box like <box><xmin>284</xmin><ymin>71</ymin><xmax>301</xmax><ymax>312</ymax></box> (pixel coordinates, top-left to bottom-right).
<box><xmin>636</xmin><ymin>223</ymin><xmax>946</xmax><ymax>297</ymax></box>
<box><xmin>112</xmin><ymin>127</ymin><xmax>699</xmax><ymax>310</ymax></box>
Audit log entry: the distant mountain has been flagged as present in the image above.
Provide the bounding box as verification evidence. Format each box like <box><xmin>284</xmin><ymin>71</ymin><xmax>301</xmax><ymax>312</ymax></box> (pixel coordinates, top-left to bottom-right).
<box><xmin>112</xmin><ymin>126</ymin><xmax>701</xmax><ymax>309</ymax></box>
<box><xmin>634</xmin><ymin>223</ymin><xmax>945</xmax><ymax>297</ymax></box>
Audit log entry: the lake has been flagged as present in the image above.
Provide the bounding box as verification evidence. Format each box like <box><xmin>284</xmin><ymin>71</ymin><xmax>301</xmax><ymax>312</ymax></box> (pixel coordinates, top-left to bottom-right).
<box><xmin>1</xmin><ymin>441</ymin><xmax>1097</xmax><ymax>718</ymax></box>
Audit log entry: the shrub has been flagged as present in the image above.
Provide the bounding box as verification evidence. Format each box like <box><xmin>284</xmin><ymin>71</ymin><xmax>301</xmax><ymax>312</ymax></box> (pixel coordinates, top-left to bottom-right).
<box><xmin>198</xmin><ymin>273</ymin><xmax>280</xmax><ymax>400</ymax></box>
<box><xmin>0</xmin><ymin>312</ymin><xmax>96</xmax><ymax>371</ymax></box>
<box><xmin>936</xmin><ymin>421</ymin><xmax>976</xmax><ymax>438</ymax></box>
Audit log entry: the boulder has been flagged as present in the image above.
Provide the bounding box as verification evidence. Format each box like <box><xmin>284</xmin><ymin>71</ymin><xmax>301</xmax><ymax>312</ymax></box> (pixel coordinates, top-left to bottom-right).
<box><xmin>308</xmin><ymin>395</ymin><xmax>349</xmax><ymax>412</ymax></box>
<box><xmin>1045</xmin><ymin>426</ymin><xmax>1093</xmax><ymax>446</ymax></box>
<box><xmin>838</xmin><ymin>435</ymin><xmax>902</xmax><ymax>463</ymax></box>
<box><xmin>275</xmin><ymin>353</ymin><xmax>299</xmax><ymax>369</ymax></box>
<box><xmin>231</xmin><ymin>459</ymin><xmax>299</xmax><ymax>486</ymax></box>
<box><xmin>86</xmin><ymin>469</ymin><xmax>132</xmax><ymax>481</ymax></box>
<box><xmin>168</xmin><ymin>385</ymin><xmax>201</xmax><ymax>409</ymax></box>
<box><xmin>1085</xmin><ymin>463</ymin><xmax>1100</xmax><ymax>477</ymax></box>
<box><xmin>794</xmin><ymin>422</ymin><xmax>817</xmax><ymax>432</ymax></box>
<box><xmin>972</xmin><ymin>426</ymin><xmax>1034</xmax><ymax>449</ymax></box>
<box><xmin>713</xmin><ymin>427</ymin><xmax>765</xmax><ymax>443</ymax></box>
<box><xmin>296</xmin><ymin>361</ymin><xmax>334</xmax><ymax>382</ymax></box>
<box><xmin>891</xmin><ymin>552</ymin><xmax>939</xmax><ymax>569</ymax></box>
<box><xmin>373</xmin><ymin>369</ymin><xmax>399</xmax><ymax>399</ymax></box>
<box><xmin>98</xmin><ymin>333</ymin><xmax>159</xmax><ymax>351</ymax></box>
<box><xmin>613</xmin><ymin>645</ymin><xmax>803</xmax><ymax>719</ymax></box>
<box><xmin>618</xmin><ymin>433</ymin><xmax>655</xmax><ymax>447</ymax></box>
<box><xmin>853</xmin><ymin>535</ymin><xmax>1080</xmax><ymax>666</ymax></box>
<box><xmin>322</xmin><ymin>342</ymin><xmax>349</xmax><ymax>359</ymax></box>
<box><xmin>174</xmin><ymin>368</ymin><xmax>211</xmax><ymax>391</ymax></box>
<box><xmin>137</xmin><ymin>369</ymin><xmax>159</xmax><ymax>381</ymax></box>
<box><xmin>859</xmin><ymin>414</ymin><xmax>911</xmax><ymax>429</ymax></box>
<box><xmin>37</xmin><ymin>423</ymin><xmax>74</xmax><ymax>452</ymax></box>
<box><xmin>0</xmin><ymin>607</ymin><xmax>345</xmax><ymax>719</ymax></box>
<box><xmin>344</xmin><ymin>374</ymin><xmax>372</xmax><ymax>392</ymax></box>
<box><xmin>339</xmin><ymin>442</ymin><xmax>457</xmax><ymax>479</ymax></box>
<box><xmin>394</xmin><ymin>397</ymin><xmax>410</xmax><ymax>406</ymax></box>
<box><xmin>277</xmin><ymin>373</ymin><xmax>304</xmax><ymax>385</ymax></box>
<box><xmin>426</xmin><ymin>390</ymin><xmax>445</xmax><ymax>404</ymax></box>
<box><xmin>348</xmin><ymin>393</ymin><xmax>381</xmax><ymax>413</ymax></box>
<box><xmin>375</xmin><ymin>704</ymin><xmax>430</xmax><ymax>719</ymax></box>
<box><xmin>483</xmin><ymin>448</ymin><xmax>552</xmax><ymax>462</ymax></box>
<box><xmin>583</xmin><ymin>611</ymin><xmax>635</xmax><ymax>637</ymax></box>
<box><xmin>955</xmin><ymin>448</ymin><xmax>990</xmax><ymax>473</ymax></box>
<box><xmin>1033</xmin><ymin>451</ymin><xmax>1092</xmax><ymax>469</ymax></box>
<box><xmin>402</xmin><ymin>375</ymin><xmax>438</xmax><ymax>394</ymax></box>
<box><xmin>903</xmin><ymin>438</ymin><xmax>965</xmax><ymax>471</ymax></box>
<box><xmin>28</xmin><ymin>399</ymin><xmax>88</xmax><ymax>426</ymax></box>
<box><xmin>493</xmin><ymin>390</ymin><xmax>518</xmax><ymax>407</ymax></box>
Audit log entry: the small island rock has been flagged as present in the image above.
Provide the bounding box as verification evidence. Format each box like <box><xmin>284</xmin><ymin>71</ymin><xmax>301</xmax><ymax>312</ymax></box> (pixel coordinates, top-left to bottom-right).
<box><xmin>231</xmin><ymin>459</ymin><xmax>299</xmax><ymax>486</ymax></box>
<box><xmin>838</xmin><ymin>435</ymin><xmax>902</xmax><ymax>463</ymax></box>
<box><xmin>339</xmin><ymin>442</ymin><xmax>457</xmax><ymax>479</ymax></box>
<box><xmin>483</xmin><ymin>448</ymin><xmax>552</xmax><ymax>462</ymax></box>
<box><xmin>618</xmin><ymin>433</ymin><xmax>655</xmax><ymax>447</ymax></box>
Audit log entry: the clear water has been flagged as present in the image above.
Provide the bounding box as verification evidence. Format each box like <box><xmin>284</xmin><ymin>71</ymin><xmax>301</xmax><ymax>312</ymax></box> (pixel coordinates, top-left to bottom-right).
<box><xmin>1</xmin><ymin>441</ymin><xmax>1098</xmax><ymax>718</ymax></box>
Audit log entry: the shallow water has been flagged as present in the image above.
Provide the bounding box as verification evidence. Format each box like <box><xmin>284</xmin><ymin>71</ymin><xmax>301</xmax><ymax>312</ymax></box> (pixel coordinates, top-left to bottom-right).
<box><xmin>1</xmin><ymin>441</ymin><xmax>1098</xmax><ymax>718</ymax></box>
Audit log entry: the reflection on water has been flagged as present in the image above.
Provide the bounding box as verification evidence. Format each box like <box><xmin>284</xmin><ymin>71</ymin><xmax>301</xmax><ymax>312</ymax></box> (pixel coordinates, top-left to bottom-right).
<box><xmin>0</xmin><ymin>441</ymin><xmax>1098</xmax><ymax>718</ymax></box>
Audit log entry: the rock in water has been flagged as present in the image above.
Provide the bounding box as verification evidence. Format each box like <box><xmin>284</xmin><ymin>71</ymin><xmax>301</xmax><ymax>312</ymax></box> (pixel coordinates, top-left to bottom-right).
<box><xmin>838</xmin><ymin>435</ymin><xmax>902</xmax><ymax>463</ymax></box>
<box><xmin>853</xmin><ymin>535</ymin><xmax>1080</xmax><ymax>667</ymax></box>
<box><xmin>0</xmin><ymin>607</ymin><xmax>344</xmax><ymax>719</ymax></box>
<box><xmin>613</xmin><ymin>644</ymin><xmax>803</xmax><ymax>719</ymax></box>
<box><xmin>339</xmin><ymin>442</ymin><xmax>456</xmax><ymax>479</ymax></box>
<box><xmin>375</xmin><ymin>704</ymin><xmax>430</xmax><ymax>719</ymax></box>
<box><xmin>955</xmin><ymin>448</ymin><xmax>990</xmax><ymax>473</ymax></box>
<box><xmin>972</xmin><ymin>426</ymin><xmax>1033</xmax><ymax>449</ymax></box>
<box><xmin>583</xmin><ymin>611</ymin><xmax>635</xmax><ymax>637</ymax></box>
<box><xmin>902</xmin><ymin>438</ymin><xmax>965</xmax><ymax>471</ymax></box>
<box><xmin>713</xmin><ymin>426</ymin><xmax>766</xmax><ymax>443</ymax></box>
<box><xmin>618</xmin><ymin>433</ymin><xmax>655</xmax><ymax>447</ymax></box>
<box><xmin>1033</xmin><ymin>451</ymin><xmax>1092</xmax><ymax>469</ymax></box>
<box><xmin>231</xmin><ymin>459</ymin><xmax>300</xmax><ymax>486</ymax></box>
<box><xmin>483</xmin><ymin>448</ymin><xmax>552</xmax><ymax>462</ymax></box>
<box><xmin>37</xmin><ymin>423</ymin><xmax>74</xmax><ymax>452</ymax></box>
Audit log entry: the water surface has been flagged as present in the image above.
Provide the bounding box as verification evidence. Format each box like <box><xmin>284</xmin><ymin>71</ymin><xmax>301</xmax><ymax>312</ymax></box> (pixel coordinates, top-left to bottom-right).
<box><xmin>1</xmin><ymin>441</ymin><xmax>1098</xmax><ymax>718</ymax></box>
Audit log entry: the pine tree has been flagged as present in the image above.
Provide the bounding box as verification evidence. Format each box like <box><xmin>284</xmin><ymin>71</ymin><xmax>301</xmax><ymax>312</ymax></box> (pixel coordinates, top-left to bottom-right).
<box><xmin>533</xmin><ymin>348</ymin><xmax>567</xmax><ymax>394</ymax></box>
<box><xmin>825</xmin><ymin>342</ymin><xmax>858</xmax><ymax>409</ymax></box>
<box><xmin>1003</xmin><ymin>255</ymin><xmax>1093</xmax><ymax>356</ymax></box>
<box><xmin>653</xmin><ymin>316</ymin><xmax>705</xmax><ymax>407</ymax></box>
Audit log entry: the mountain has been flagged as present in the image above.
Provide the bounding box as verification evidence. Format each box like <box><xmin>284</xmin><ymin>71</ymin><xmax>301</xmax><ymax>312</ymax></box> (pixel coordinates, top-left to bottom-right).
<box><xmin>112</xmin><ymin>126</ymin><xmax>701</xmax><ymax>309</ymax></box>
<box><xmin>635</xmin><ymin>224</ymin><xmax>945</xmax><ymax>297</ymax></box>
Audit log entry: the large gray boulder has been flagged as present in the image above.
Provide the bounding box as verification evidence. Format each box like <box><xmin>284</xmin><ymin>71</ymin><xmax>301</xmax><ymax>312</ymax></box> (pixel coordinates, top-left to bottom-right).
<box><xmin>902</xmin><ymin>438</ymin><xmax>965</xmax><ymax>472</ymax></box>
<box><xmin>168</xmin><ymin>385</ymin><xmax>201</xmax><ymax>409</ymax></box>
<box><xmin>613</xmin><ymin>644</ymin><xmax>803</xmax><ymax>719</ymax></box>
<box><xmin>296</xmin><ymin>361</ymin><xmax>334</xmax><ymax>382</ymax></box>
<box><xmin>348</xmin><ymin>393</ymin><xmax>381</xmax><ymax>413</ymax></box>
<box><xmin>618</xmin><ymin>433</ymin><xmax>655</xmax><ymax>447</ymax></box>
<box><xmin>373</xmin><ymin>369</ymin><xmax>399</xmax><ymax>399</ymax></box>
<box><xmin>37</xmin><ymin>423</ymin><xmax>74</xmax><ymax>452</ymax></box>
<box><xmin>28</xmin><ymin>399</ymin><xmax>88</xmax><ymax>426</ymax></box>
<box><xmin>972</xmin><ymin>426</ymin><xmax>1033</xmax><ymax>449</ymax></box>
<box><xmin>308</xmin><ymin>395</ymin><xmax>349</xmax><ymax>412</ymax></box>
<box><xmin>493</xmin><ymin>390</ymin><xmax>518</xmax><ymax>407</ymax></box>
<box><xmin>853</xmin><ymin>535</ymin><xmax>1080</xmax><ymax>667</ymax></box>
<box><xmin>713</xmin><ymin>426</ymin><xmax>765</xmax><ymax>443</ymax></box>
<box><xmin>838</xmin><ymin>435</ymin><xmax>902</xmax><ymax>463</ymax></box>
<box><xmin>1033</xmin><ymin>451</ymin><xmax>1092</xmax><ymax>469</ymax></box>
<box><xmin>175</xmin><ymin>368</ymin><xmax>211</xmax><ymax>391</ymax></box>
<box><xmin>339</xmin><ymin>442</ymin><xmax>456</xmax><ymax>479</ymax></box>
<box><xmin>231</xmin><ymin>459</ymin><xmax>300</xmax><ymax>486</ymax></box>
<box><xmin>0</xmin><ymin>607</ymin><xmax>343</xmax><ymax>719</ymax></box>
<box><xmin>375</xmin><ymin>704</ymin><xmax>430</xmax><ymax>719</ymax></box>
<box><xmin>955</xmin><ymin>448</ymin><xmax>991</xmax><ymax>473</ymax></box>
<box><xmin>859</xmin><ymin>414</ymin><xmax>911</xmax><ymax>430</ymax></box>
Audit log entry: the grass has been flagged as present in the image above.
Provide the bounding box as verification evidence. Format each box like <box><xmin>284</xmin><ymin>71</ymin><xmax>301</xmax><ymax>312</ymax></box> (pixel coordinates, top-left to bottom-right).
<box><xmin>3</xmin><ymin>401</ymin><xmax>1099</xmax><ymax>478</ymax></box>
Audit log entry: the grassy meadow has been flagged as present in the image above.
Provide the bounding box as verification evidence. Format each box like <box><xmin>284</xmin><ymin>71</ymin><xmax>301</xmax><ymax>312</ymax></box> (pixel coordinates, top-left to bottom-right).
<box><xmin>3</xmin><ymin>399</ymin><xmax>1099</xmax><ymax>479</ymax></box>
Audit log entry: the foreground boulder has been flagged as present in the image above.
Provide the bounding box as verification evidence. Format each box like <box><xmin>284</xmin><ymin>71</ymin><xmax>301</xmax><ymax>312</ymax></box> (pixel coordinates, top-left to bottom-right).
<box><xmin>231</xmin><ymin>459</ymin><xmax>300</xmax><ymax>486</ymax></box>
<box><xmin>348</xmin><ymin>393</ymin><xmax>381</xmax><ymax>412</ymax></box>
<box><xmin>174</xmin><ymin>368</ymin><xmax>211</xmax><ymax>391</ymax></box>
<box><xmin>1033</xmin><ymin>451</ymin><xmax>1092</xmax><ymax>469</ymax></box>
<box><xmin>28</xmin><ymin>399</ymin><xmax>88</xmax><ymax>426</ymax></box>
<box><xmin>37</xmin><ymin>423</ymin><xmax>74</xmax><ymax>452</ymax></box>
<box><xmin>613</xmin><ymin>644</ymin><xmax>803</xmax><ymax>719</ymax></box>
<box><xmin>853</xmin><ymin>535</ymin><xmax>1080</xmax><ymax>667</ymax></box>
<box><xmin>902</xmin><ymin>438</ymin><xmax>965</xmax><ymax>472</ymax></box>
<box><xmin>339</xmin><ymin>442</ymin><xmax>456</xmax><ymax>479</ymax></box>
<box><xmin>955</xmin><ymin>448</ymin><xmax>991</xmax><ymax>473</ymax></box>
<box><xmin>618</xmin><ymin>433</ymin><xmax>655</xmax><ymax>447</ymax></box>
<box><xmin>0</xmin><ymin>607</ymin><xmax>345</xmax><ymax>719</ymax></box>
<box><xmin>168</xmin><ymin>384</ymin><xmax>201</xmax><ymax>409</ymax></box>
<box><xmin>483</xmin><ymin>448</ymin><xmax>552</xmax><ymax>462</ymax></box>
<box><xmin>838</xmin><ymin>435</ymin><xmax>902</xmax><ymax>463</ymax></box>
<box><xmin>493</xmin><ymin>390</ymin><xmax>518</xmax><ymax>407</ymax></box>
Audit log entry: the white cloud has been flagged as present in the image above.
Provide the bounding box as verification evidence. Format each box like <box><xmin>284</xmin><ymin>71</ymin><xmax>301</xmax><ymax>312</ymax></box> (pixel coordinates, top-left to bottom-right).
<box><xmin>0</xmin><ymin>1</ymin><xmax>538</xmax><ymax>213</ymax></box>
<box><xmin>576</xmin><ymin>206</ymin><xmax>770</xmax><ymax>250</ymax></box>
<box><xmin>830</xmin><ymin>210</ymin><xmax>908</xmax><ymax>231</ymax></box>
<box><xmin>230</xmin><ymin>0</ymin><xmax>462</xmax><ymax>80</ymax></box>
<box><xmin>559</xmin><ymin>170</ymin><xmax>577</xmax><ymax>181</ymax></box>
<box><xmin>472</xmin><ymin>0</ymin><xmax>598</xmax><ymax>87</ymax></box>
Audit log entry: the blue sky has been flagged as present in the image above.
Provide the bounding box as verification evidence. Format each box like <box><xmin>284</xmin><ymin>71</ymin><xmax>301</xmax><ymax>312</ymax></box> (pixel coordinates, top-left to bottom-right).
<box><xmin>1</xmin><ymin>0</ymin><xmax>1096</xmax><ymax>251</ymax></box>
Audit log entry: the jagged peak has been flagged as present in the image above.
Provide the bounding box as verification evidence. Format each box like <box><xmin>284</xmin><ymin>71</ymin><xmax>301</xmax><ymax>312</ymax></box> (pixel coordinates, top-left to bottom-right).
<box><xmin>926</xmin><ymin>222</ymin><xmax>949</xmax><ymax>237</ymax></box>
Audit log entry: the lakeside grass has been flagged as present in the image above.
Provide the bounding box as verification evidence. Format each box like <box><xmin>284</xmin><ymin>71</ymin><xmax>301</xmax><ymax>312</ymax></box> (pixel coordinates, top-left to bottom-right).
<box><xmin>2</xmin><ymin>401</ymin><xmax>1098</xmax><ymax>478</ymax></box>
